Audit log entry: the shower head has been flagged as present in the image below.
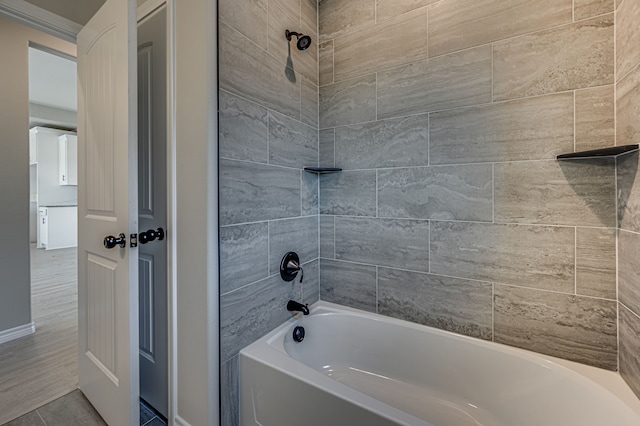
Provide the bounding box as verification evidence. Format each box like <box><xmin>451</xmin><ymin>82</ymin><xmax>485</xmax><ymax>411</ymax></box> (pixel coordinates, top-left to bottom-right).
<box><xmin>285</xmin><ymin>30</ymin><xmax>312</xmax><ymax>51</ymax></box>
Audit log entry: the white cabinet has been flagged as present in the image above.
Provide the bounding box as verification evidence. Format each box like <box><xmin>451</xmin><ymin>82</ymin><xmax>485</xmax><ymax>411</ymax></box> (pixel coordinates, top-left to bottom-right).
<box><xmin>37</xmin><ymin>206</ymin><xmax>77</xmax><ymax>249</ymax></box>
<box><xmin>58</xmin><ymin>134</ymin><xmax>78</xmax><ymax>185</ymax></box>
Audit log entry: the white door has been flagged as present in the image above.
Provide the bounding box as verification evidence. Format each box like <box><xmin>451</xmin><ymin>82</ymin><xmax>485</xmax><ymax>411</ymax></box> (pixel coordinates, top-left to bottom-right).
<box><xmin>77</xmin><ymin>0</ymin><xmax>139</xmax><ymax>424</ymax></box>
<box><xmin>137</xmin><ymin>5</ymin><xmax>168</xmax><ymax>418</ymax></box>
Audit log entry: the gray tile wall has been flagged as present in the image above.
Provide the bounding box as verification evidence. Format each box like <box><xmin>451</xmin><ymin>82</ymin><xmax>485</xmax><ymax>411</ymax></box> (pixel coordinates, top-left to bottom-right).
<box><xmin>219</xmin><ymin>1</ymin><xmax>319</xmax><ymax>423</ymax></box>
<box><xmin>617</xmin><ymin>0</ymin><xmax>640</xmax><ymax>400</ymax></box>
<box><xmin>318</xmin><ymin>0</ymin><xmax>619</xmax><ymax>370</ymax></box>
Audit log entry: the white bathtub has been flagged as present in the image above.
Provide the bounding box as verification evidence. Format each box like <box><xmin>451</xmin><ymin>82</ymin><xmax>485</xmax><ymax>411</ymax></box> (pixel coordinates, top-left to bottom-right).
<box><xmin>239</xmin><ymin>301</ymin><xmax>640</xmax><ymax>426</ymax></box>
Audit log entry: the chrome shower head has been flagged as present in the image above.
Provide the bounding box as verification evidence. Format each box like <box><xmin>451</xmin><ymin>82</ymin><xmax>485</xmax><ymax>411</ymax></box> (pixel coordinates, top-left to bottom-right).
<box><xmin>285</xmin><ymin>30</ymin><xmax>312</xmax><ymax>51</ymax></box>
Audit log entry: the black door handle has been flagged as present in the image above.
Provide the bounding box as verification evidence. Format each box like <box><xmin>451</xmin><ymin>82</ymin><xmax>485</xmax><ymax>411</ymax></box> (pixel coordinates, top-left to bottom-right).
<box><xmin>104</xmin><ymin>233</ymin><xmax>127</xmax><ymax>249</ymax></box>
<box><xmin>139</xmin><ymin>227</ymin><xmax>165</xmax><ymax>244</ymax></box>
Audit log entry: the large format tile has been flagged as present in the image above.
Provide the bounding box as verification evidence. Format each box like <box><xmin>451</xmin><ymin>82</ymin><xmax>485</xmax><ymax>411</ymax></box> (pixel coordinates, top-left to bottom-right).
<box><xmin>221</xmin><ymin>275</ymin><xmax>301</xmax><ymax>362</ymax></box>
<box><xmin>319</xmin><ymin>170</ymin><xmax>376</xmax><ymax>216</ymax></box>
<box><xmin>620</xmin><ymin>305</ymin><xmax>640</xmax><ymax>399</ymax></box>
<box><xmin>617</xmin><ymin>152</ymin><xmax>640</xmax><ymax>233</ymax></box>
<box><xmin>219</xmin><ymin>22</ymin><xmax>300</xmax><ymax>119</ymax></box>
<box><xmin>268</xmin><ymin>111</ymin><xmax>318</xmax><ymax>169</ymax></box>
<box><xmin>302</xmin><ymin>171</ymin><xmax>319</xmax><ymax>216</ymax></box>
<box><xmin>335</xmin><ymin>115</ymin><xmax>428</xmax><ymax>169</ymax></box>
<box><xmin>320</xmin><ymin>259</ymin><xmax>377</xmax><ymax>312</ymax></box>
<box><xmin>333</xmin><ymin>8</ymin><xmax>428</xmax><ymax>82</ymax></box>
<box><xmin>619</xmin><ymin>230</ymin><xmax>640</xmax><ymax>316</ymax></box>
<box><xmin>220</xmin><ymin>159</ymin><xmax>301</xmax><ymax>225</ymax></box>
<box><xmin>319</xmin><ymin>41</ymin><xmax>334</xmax><ymax>86</ymax></box>
<box><xmin>574</xmin><ymin>0</ymin><xmax>614</xmax><ymax>20</ymax></box>
<box><xmin>37</xmin><ymin>390</ymin><xmax>106</xmax><ymax>426</ymax></box>
<box><xmin>494</xmin><ymin>285</ymin><xmax>618</xmax><ymax>370</ymax></box>
<box><xmin>377</xmin><ymin>45</ymin><xmax>492</xmax><ymax>119</ymax></box>
<box><xmin>616</xmin><ymin>0</ymin><xmax>640</xmax><ymax>80</ymax></box>
<box><xmin>493</xmin><ymin>15</ymin><xmax>614</xmax><ymax>100</ymax></box>
<box><xmin>576</xmin><ymin>227</ymin><xmax>616</xmax><ymax>299</ymax></box>
<box><xmin>494</xmin><ymin>158</ymin><xmax>616</xmax><ymax>227</ymax></box>
<box><xmin>319</xmin><ymin>0</ymin><xmax>375</xmax><ymax>43</ymax></box>
<box><xmin>221</xmin><ymin>356</ymin><xmax>239</xmax><ymax>426</ymax></box>
<box><xmin>220</xmin><ymin>222</ymin><xmax>269</xmax><ymax>294</ymax></box>
<box><xmin>430</xmin><ymin>221</ymin><xmax>575</xmax><ymax>292</ymax></box>
<box><xmin>3</xmin><ymin>412</ymin><xmax>46</xmax><ymax>426</ymax></box>
<box><xmin>301</xmin><ymin>77</ymin><xmax>319</xmax><ymax>128</ymax></box>
<box><xmin>575</xmin><ymin>86</ymin><xmax>615</xmax><ymax>152</ymax></box>
<box><xmin>302</xmin><ymin>259</ymin><xmax>320</xmax><ymax>305</ymax></box>
<box><xmin>219</xmin><ymin>90</ymin><xmax>268</xmax><ymax>163</ymax></box>
<box><xmin>378</xmin><ymin>164</ymin><xmax>492</xmax><ymax>222</ymax></box>
<box><xmin>219</xmin><ymin>0</ymin><xmax>268</xmax><ymax>50</ymax></box>
<box><xmin>269</xmin><ymin>216</ymin><xmax>319</xmax><ymax>276</ymax></box>
<box><xmin>376</xmin><ymin>0</ymin><xmax>437</xmax><ymax>21</ymax></box>
<box><xmin>319</xmin><ymin>74</ymin><xmax>377</xmax><ymax>128</ymax></box>
<box><xmin>320</xmin><ymin>215</ymin><xmax>335</xmax><ymax>258</ymax></box>
<box><xmin>319</xmin><ymin>129</ymin><xmax>335</xmax><ymax>167</ymax></box>
<box><xmin>271</xmin><ymin>0</ymin><xmax>300</xmax><ymax>23</ymax></box>
<box><xmin>378</xmin><ymin>268</ymin><xmax>492</xmax><ymax>340</ymax></box>
<box><xmin>301</xmin><ymin>0</ymin><xmax>318</xmax><ymax>39</ymax></box>
<box><xmin>616</xmin><ymin>64</ymin><xmax>640</xmax><ymax>146</ymax></box>
<box><xmin>430</xmin><ymin>93</ymin><xmax>574</xmax><ymax>164</ymax></box>
<box><xmin>335</xmin><ymin>217</ymin><xmax>429</xmax><ymax>272</ymax></box>
<box><xmin>428</xmin><ymin>0</ymin><xmax>571</xmax><ymax>58</ymax></box>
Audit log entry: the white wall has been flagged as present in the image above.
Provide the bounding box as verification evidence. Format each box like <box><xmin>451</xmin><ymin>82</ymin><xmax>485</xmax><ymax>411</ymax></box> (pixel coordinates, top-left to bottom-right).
<box><xmin>0</xmin><ymin>15</ymin><xmax>75</xmax><ymax>332</ymax></box>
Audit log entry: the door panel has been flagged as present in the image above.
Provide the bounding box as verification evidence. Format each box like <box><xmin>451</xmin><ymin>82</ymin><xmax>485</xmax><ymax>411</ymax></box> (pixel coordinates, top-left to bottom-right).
<box><xmin>77</xmin><ymin>0</ymin><xmax>139</xmax><ymax>424</ymax></box>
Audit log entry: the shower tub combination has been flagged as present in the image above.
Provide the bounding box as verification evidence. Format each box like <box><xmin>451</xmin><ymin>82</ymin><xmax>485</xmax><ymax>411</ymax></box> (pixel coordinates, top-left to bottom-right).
<box><xmin>240</xmin><ymin>302</ymin><xmax>640</xmax><ymax>426</ymax></box>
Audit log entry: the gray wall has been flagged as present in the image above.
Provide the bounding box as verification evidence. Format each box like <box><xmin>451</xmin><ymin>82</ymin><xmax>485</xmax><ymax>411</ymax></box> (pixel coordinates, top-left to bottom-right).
<box><xmin>217</xmin><ymin>0</ymin><xmax>319</xmax><ymax>424</ymax></box>
<box><xmin>0</xmin><ymin>16</ymin><xmax>75</xmax><ymax>334</ymax></box>
<box><xmin>616</xmin><ymin>0</ymin><xmax>640</xmax><ymax>400</ymax></box>
<box><xmin>318</xmin><ymin>0</ymin><xmax>619</xmax><ymax>370</ymax></box>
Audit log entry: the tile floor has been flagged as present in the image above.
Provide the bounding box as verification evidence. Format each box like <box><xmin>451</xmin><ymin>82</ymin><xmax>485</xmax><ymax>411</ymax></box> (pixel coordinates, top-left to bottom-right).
<box><xmin>3</xmin><ymin>390</ymin><xmax>167</xmax><ymax>426</ymax></box>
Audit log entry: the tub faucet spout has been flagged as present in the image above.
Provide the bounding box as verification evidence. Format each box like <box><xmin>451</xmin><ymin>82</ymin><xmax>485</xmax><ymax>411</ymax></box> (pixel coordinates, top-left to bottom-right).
<box><xmin>287</xmin><ymin>300</ymin><xmax>309</xmax><ymax>315</ymax></box>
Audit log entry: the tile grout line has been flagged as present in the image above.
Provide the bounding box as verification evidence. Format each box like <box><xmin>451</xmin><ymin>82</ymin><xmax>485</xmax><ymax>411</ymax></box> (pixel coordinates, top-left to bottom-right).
<box><xmin>35</xmin><ymin>410</ymin><xmax>47</xmax><ymax>426</ymax></box>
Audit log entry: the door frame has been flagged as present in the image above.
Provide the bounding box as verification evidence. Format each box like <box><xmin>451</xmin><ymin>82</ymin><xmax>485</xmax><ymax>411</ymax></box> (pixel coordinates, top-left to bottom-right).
<box><xmin>0</xmin><ymin>1</ymin><xmax>221</xmax><ymax>424</ymax></box>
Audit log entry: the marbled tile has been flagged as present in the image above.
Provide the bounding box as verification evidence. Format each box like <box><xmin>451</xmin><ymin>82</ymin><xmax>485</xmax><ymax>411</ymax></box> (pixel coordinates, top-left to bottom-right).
<box><xmin>576</xmin><ymin>227</ymin><xmax>616</xmax><ymax>299</ymax></box>
<box><xmin>333</xmin><ymin>7</ymin><xmax>428</xmax><ymax>82</ymax></box>
<box><xmin>269</xmin><ymin>216</ymin><xmax>319</xmax><ymax>276</ymax></box>
<box><xmin>319</xmin><ymin>41</ymin><xmax>334</xmax><ymax>86</ymax></box>
<box><xmin>377</xmin><ymin>45</ymin><xmax>492</xmax><ymax>120</ymax></box>
<box><xmin>221</xmin><ymin>274</ymin><xmax>301</xmax><ymax>362</ymax></box>
<box><xmin>219</xmin><ymin>21</ymin><xmax>300</xmax><ymax>119</ymax></box>
<box><xmin>574</xmin><ymin>0</ymin><xmax>614</xmax><ymax>20</ymax></box>
<box><xmin>617</xmin><ymin>152</ymin><xmax>640</xmax><ymax>233</ymax></box>
<box><xmin>320</xmin><ymin>215</ymin><xmax>335</xmax><ymax>258</ymax></box>
<box><xmin>268</xmin><ymin>2</ymin><xmax>317</xmax><ymax>85</ymax></box>
<box><xmin>320</xmin><ymin>259</ymin><xmax>376</xmax><ymax>312</ymax></box>
<box><xmin>319</xmin><ymin>74</ymin><xmax>376</xmax><ymax>128</ymax></box>
<box><xmin>319</xmin><ymin>0</ymin><xmax>375</xmax><ymax>43</ymax></box>
<box><xmin>319</xmin><ymin>128</ymin><xmax>335</xmax><ymax>167</ymax></box>
<box><xmin>493</xmin><ymin>15</ymin><xmax>614</xmax><ymax>100</ymax></box>
<box><xmin>301</xmin><ymin>77</ymin><xmax>319</xmax><ymax>128</ymax></box>
<box><xmin>494</xmin><ymin>158</ymin><xmax>616</xmax><ymax>227</ymax></box>
<box><xmin>221</xmin><ymin>356</ymin><xmax>239</xmax><ymax>426</ymax></box>
<box><xmin>4</xmin><ymin>412</ymin><xmax>46</xmax><ymax>426</ymax></box>
<box><xmin>431</xmin><ymin>221</ymin><xmax>575</xmax><ymax>292</ymax></box>
<box><xmin>575</xmin><ymin>85</ymin><xmax>615</xmax><ymax>152</ymax></box>
<box><xmin>271</xmin><ymin>0</ymin><xmax>300</xmax><ymax>22</ymax></box>
<box><xmin>301</xmin><ymin>0</ymin><xmax>318</xmax><ymax>38</ymax></box>
<box><xmin>302</xmin><ymin>171</ymin><xmax>319</xmax><ymax>216</ymax></box>
<box><xmin>335</xmin><ymin>114</ymin><xmax>428</xmax><ymax>169</ymax></box>
<box><xmin>378</xmin><ymin>268</ymin><xmax>492</xmax><ymax>340</ymax></box>
<box><xmin>620</xmin><ymin>305</ymin><xmax>640</xmax><ymax>398</ymax></box>
<box><xmin>219</xmin><ymin>0</ymin><xmax>268</xmax><ymax>50</ymax></box>
<box><xmin>220</xmin><ymin>222</ymin><xmax>269</xmax><ymax>294</ymax></box>
<box><xmin>494</xmin><ymin>285</ymin><xmax>617</xmax><ymax>370</ymax></box>
<box><xmin>616</xmin><ymin>64</ymin><xmax>640</xmax><ymax>146</ymax></box>
<box><xmin>36</xmin><ymin>390</ymin><xmax>107</xmax><ymax>425</ymax></box>
<box><xmin>220</xmin><ymin>159</ymin><xmax>301</xmax><ymax>225</ymax></box>
<box><xmin>302</xmin><ymin>259</ymin><xmax>320</xmax><ymax>305</ymax></box>
<box><xmin>616</xmin><ymin>0</ymin><xmax>640</xmax><ymax>80</ymax></box>
<box><xmin>268</xmin><ymin>111</ymin><xmax>318</xmax><ymax>169</ymax></box>
<box><xmin>335</xmin><ymin>217</ymin><xmax>430</xmax><ymax>272</ymax></box>
<box><xmin>430</xmin><ymin>93</ymin><xmax>574</xmax><ymax>164</ymax></box>
<box><xmin>428</xmin><ymin>0</ymin><xmax>571</xmax><ymax>58</ymax></box>
<box><xmin>319</xmin><ymin>170</ymin><xmax>376</xmax><ymax>216</ymax></box>
<box><xmin>219</xmin><ymin>90</ymin><xmax>268</xmax><ymax>163</ymax></box>
<box><xmin>376</xmin><ymin>0</ymin><xmax>437</xmax><ymax>21</ymax></box>
<box><xmin>378</xmin><ymin>164</ymin><xmax>492</xmax><ymax>222</ymax></box>
<box><xmin>619</xmin><ymin>230</ymin><xmax>640</xmax><ymax>315</ymax></box>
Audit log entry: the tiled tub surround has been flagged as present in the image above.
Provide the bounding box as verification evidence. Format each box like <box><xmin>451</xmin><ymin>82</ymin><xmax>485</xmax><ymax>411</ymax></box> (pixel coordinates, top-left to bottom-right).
<box><xmin>318</xmin><ymin>0</ymin><xmax>619</xmax><ymax>374</ymax></box>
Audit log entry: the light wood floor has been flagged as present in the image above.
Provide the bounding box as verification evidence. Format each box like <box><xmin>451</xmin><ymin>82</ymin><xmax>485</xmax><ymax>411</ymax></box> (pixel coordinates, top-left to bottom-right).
<box><xmin>0</xmin><ymin>245</ymin><xmax>78</xmax><ymax>425</ymax></box>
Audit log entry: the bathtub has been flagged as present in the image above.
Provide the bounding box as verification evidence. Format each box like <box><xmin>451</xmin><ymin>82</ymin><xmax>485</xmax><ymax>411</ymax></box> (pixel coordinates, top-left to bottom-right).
<box><xmin>239</xmin><ymin>301</ymin><xmax>640</xmax><ymax>426</ymax></box>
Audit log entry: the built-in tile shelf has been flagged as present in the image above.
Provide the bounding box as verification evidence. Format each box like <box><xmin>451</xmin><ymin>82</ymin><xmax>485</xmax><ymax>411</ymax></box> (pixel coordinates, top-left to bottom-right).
<box><xmin>557</xmin><ymin>145</ymin><xmax>639</xmax><ymax>160</ymax></box>
<box><xmin>304</xmin><ymin>167</ymin><xmax>343</xmax><ymax>174</ymax></box>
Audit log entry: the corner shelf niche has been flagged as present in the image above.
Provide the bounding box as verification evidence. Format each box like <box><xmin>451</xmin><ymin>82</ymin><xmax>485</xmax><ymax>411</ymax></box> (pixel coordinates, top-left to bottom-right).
<box><xmin>557</xmin><ymin>144</ymin><xmax>639</xmax><ymax>160</ymax></box>
<box><xmin>303</xmin><ymin>167</ymin><xmax>342</xmax><ymax>174</ymax></box>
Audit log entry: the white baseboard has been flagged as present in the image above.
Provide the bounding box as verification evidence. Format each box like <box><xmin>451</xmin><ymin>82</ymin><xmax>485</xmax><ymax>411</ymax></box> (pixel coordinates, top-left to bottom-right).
<box><xmin>0</xmin><ymin>322</ymin><xmax>35</xmax><ymax>345</ymax></box>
